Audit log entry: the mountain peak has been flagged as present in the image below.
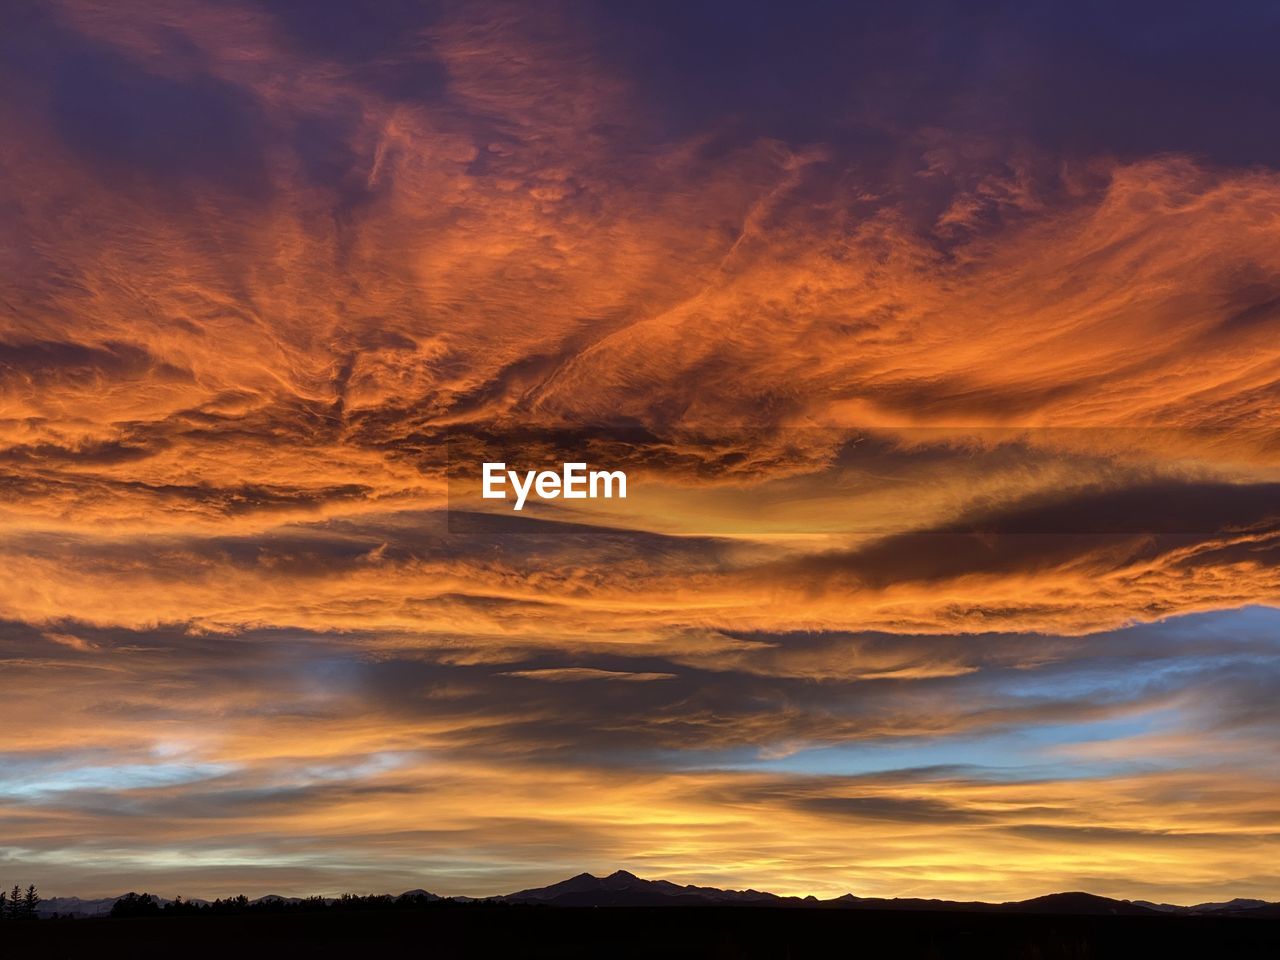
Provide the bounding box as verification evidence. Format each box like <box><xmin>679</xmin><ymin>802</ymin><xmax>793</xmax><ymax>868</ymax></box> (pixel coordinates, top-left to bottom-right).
<box><xmin>1007</xmin><ymin>892</ymin><xmax>1159</xmax><ymax>916</ymax></box>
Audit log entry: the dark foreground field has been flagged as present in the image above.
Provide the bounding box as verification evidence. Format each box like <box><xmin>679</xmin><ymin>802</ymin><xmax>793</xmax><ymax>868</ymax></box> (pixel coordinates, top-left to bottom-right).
<box><xmin>6</xmin><ymin>904</ymin><xmax>1280</xmax><ymax>959</ymax></box>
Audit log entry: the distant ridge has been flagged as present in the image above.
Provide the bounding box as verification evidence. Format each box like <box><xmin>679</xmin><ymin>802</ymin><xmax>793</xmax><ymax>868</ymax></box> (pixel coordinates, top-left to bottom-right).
<box><xmin>500</xmin><ymin>873</ymin><xmax>1159</xmax><ymax>915</ymax></box>
<box><xmin>1134</xmin><ymin>897</ymin><xmax>1272</xmax><ymax>914</ymax></box>
<box><xmin>39</xmin><ymin>895</ymin><xmax>210</xmax><ymax>918</ymax></box>
<box><xmin>36</xmin><ymin>872</ymin><xmax>1280</xmax><ymax>918</ymax></box>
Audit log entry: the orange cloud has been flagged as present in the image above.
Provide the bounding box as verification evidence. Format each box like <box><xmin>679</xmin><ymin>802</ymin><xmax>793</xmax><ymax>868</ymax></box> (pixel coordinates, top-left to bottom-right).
<box><xmin>2</xmin><ymin>0</ymin><xmax>1279</xmax><ymax>905</ymax></box>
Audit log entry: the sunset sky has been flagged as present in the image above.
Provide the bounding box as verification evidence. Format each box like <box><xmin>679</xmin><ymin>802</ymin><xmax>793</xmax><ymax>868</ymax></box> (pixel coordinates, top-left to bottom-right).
<box><xmin>3</xmin><ymin>0</ymin><xmax>1280</xmax><ymax>904</ymax></box>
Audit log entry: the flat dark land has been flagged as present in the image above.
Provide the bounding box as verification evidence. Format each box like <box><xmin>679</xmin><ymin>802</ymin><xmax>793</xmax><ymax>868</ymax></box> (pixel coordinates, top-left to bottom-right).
<box><xmin>7</xmin><ymin>905</ymin><xmax>1280</xmax><ymax>959</ymax></box>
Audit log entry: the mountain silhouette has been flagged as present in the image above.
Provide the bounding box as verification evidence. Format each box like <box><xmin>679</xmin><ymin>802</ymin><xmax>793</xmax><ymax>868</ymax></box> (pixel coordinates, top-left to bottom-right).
<box><xmin>502</xmin><ymin>869</ymin><xmax>794</xmax><ymax>907</ymax></box>
<box><xmin>33</xmin><ymin>872</ymin><xmax>1276</xmax><ymax>917</ymax></box>
<box><xmin>1135</xmin><ymin>896</ymin><xmax>1273</xmax><ymax>914</ymax></box>
<box><xmin>500</xmin><ymin>872</ymin><xmax>1170</xmax><ymax>914</ymax></box>
<box><xmin>1001</xmin><ymin>892</ymin><xmax>1160</xmax><ymax>916</ymax></box>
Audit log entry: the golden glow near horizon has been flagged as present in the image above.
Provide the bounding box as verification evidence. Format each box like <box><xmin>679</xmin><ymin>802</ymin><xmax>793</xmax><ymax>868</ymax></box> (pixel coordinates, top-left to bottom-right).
<box><xmin>2</xmin><ymin>0</ymin><xmax>1280</xmax><ymax>904</ymax></box>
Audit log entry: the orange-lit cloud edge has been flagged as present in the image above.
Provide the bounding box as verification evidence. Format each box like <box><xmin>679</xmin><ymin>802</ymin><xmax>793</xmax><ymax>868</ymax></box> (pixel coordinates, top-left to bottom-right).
<box><xmin>2</xmin><ymin>0</ymin><xmax>1280</xmax><ymax>903</ymax></box>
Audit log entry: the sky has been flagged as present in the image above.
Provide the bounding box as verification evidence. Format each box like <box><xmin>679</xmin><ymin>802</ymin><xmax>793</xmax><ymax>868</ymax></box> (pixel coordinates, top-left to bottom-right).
<box><xmin>2</xmin><ymin>0</ymin><xmax>1280</xmax><ymax>903</ymax></box>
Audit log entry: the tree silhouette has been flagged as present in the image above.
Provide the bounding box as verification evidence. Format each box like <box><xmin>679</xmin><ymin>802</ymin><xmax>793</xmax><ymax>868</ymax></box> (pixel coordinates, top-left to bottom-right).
<box><xmin>0</xmin><ymin>884</ymin><xmax>38</xmax><ymax>920</ymax></box>
<box><xmin>110</xmin><ymin>892</ymin><xmax>162</xmax><ymax>918</ymax></box>
<box><xmin>162</xmin><ymin>894</ymin><xmax>206</xmax><ymax>915</ymax></box>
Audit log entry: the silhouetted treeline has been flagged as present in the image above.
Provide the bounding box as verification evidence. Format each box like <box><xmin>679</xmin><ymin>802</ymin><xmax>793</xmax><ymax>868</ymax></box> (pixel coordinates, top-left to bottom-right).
<box><xmin>11</xmin><ymin>902</ymin><xmax>1280</xmax><ymax>959</ymax></box>
<box><xmin>0</xmin><ymin>884</ymin><xmax>40</xmax><ymax>920</ymax></box>
<box><xmin>110</xmin><ymin>891</ymin><xmax>449</xmax><ymax>918</ymax></box>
